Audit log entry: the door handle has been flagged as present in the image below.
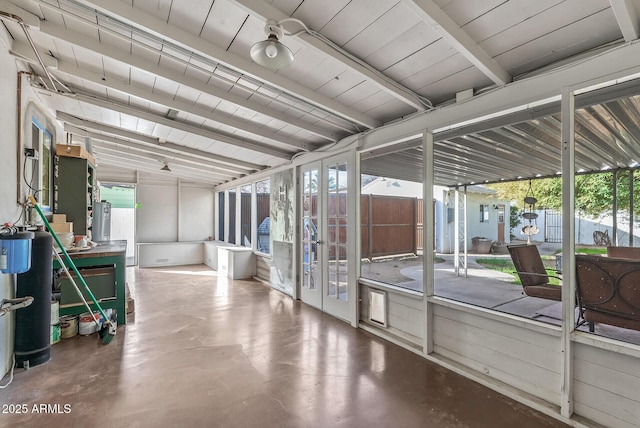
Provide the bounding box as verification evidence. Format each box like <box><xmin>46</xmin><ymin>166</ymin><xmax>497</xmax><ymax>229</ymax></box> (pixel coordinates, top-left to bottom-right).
<box><xmin>315</xmin><ymin>240</ymin><xmax>324</xmax><ymax>245</ymax></box>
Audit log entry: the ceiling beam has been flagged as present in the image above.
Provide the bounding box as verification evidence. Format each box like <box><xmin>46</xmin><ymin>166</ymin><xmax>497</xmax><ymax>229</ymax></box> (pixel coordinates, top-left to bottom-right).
<box><xmin>46</xmin><ymin>0</ymin><xmax>380</xmax><ymax>129</ymax></box>
<box><xmin>359</xmin><ymin>42</ymin><xmax>640</xmax><ymax>151</ymax></box>
<box><xmin>16</xmin><ymin>45</ymin><xmax>291</xmax><ymax>162</ymax></box>
<box><xmin>64</xmin><ymin>93</ymin><xmax>281</xmax><ymax>166</ymax></box>
<box><xmin>39</xmin><ymin>80</ymin><xmax>292</xmax><ymax>161</ymax></box>
<box><xmin>58</xmin><ymin>111</ymin><xmax>159</xmax><ymax>145</ymax></box>
<box><xmin>0</xmin><ymin>1</ymin><xmax>41</xmax><ymax>27</ymax></box>
<box><xmin>92</xmin><ymin>149</ymin><xmax>223</xmax><ymax>185</ymax></box>
<box><xmin>403</xmin><ymin>0</ymin><xmax>511</xmax><ymax>86</ymax></box>
<box><xmin>50</xmin><ymin>64</ymin><xmax>300</xmax><ymax>157</ymax></box>
<box><xmin>59</xmin><ymin>99</ymin><xmax>263</xmax><ymax>172</ymax></box>
<box><xmin>89</xmin><ymin>141</ymin><xmax>231</xmax><ymax>182</ymax></box>
<box><xmin>30</xmin><ymin>17</ymin><xmax>339</xmax><ymax>143</ymax></box>
<box><xmin>230</xmin><ymin>0</ymin><xmax>426</xmax><ymax>111</ymax></box>
<box><xmin>610</xmin><ymin>0</ymin><xmax>640</xmax><ymax>42</ymax></box>
<box><xmin>31</xmin><ymin>23</ymin><xmax>315</xmax><ymax>151</ymax></box>
<box><xmin>63</xmin><ymin>124</ymin><xmax>241</xmax><ymax>179</ymax></box>
<box><xmin>9</xmin><ymin>41</ymin><xmax>58</xmax><ymax>68</ymax></box>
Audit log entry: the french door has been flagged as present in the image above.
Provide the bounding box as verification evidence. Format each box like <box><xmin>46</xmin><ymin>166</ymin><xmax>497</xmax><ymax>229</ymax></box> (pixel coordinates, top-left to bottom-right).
<box><xmin>299</xmin><ymin>153</ymin><xmax>354</xmax><ymax>322</ymax></box>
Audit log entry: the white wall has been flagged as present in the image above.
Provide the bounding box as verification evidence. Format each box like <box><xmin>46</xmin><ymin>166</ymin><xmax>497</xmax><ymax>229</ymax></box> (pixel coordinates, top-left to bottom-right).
<box><xmin>179</xmin><ymin>186</ymin><xmax>214</xmax><ymax>242</ymax></box>
<box><xmin>0</xmin><ymin>37</ymin><xmax>20</xmax><ymax>380</ymax></box>
<box><xmin>0</xmin><ymin>41</ymin><xmax>63</xmax><ymax>377</ymax></box>
<box><xmin>515</xmin><ymin>209</ymin><xmax>640</xmax><ymax>246</ymax></box>
<box><xmin>137</xmin><ymin>184</ymin><xmax>179</xmax><ymax>242</ymax></box>
<box><xmin>136</xmin><ymin>181</ymin><xmax>214</xmax><ymax>244</ymax></box>
<box><xmin>110</xmin><ymin>208</ymin><xmax>135</xmax><ymax>258</ymax></box>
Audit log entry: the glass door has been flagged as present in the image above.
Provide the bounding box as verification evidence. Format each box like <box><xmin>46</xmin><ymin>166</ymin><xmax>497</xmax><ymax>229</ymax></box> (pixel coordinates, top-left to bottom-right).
<box><xmin>299</xmin><ymin>153</ymin><xmax>353</xmax><ymax>322</ymax></box>
<box><xmin>300</xmin><ymin>162</ymin><xmax>321</xmax><ymax>309</ymax></box>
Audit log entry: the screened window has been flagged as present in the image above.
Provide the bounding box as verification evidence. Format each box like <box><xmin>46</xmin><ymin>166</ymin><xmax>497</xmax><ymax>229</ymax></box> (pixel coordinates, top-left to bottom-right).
<box><xmin>480</xmin><ymin>204</ymin><xmax>489</xmax><ymax>223</ymax></box>
<box><xmin>228</xmin><ymin>189</ymin><xmax>236</xmax><ymax>244</ymax></box>
<box><xmin>255</xmin><ymin>179</ymin><xmax>270</xmax><ymax>254</ymax></box>
<box><xmin>240</xmin><ymin>184</ymin><xmax>251</xmax><ymax>247</ymax></box>
<box><xmin>31</xmin><ymin>120</ymin><xmax>52</xmax><ymax>211</ymax></box>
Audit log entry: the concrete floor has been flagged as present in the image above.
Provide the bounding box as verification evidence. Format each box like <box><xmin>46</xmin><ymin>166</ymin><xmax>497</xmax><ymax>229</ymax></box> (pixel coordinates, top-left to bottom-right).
<box><xmin>1</xmin><ymin>265</ymin><xmax>568</xmax><ymax>427</ymax></box>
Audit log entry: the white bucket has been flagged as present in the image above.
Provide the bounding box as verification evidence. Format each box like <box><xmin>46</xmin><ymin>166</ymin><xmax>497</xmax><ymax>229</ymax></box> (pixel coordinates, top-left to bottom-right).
<box><xmin>60</xmin><ymin>315</ymin><xmax>79</xmax><ymax>339</ymax></box>
<box><xmin>78</xmin><ymin>311</ymin><xmax>101</xmax><ymax>335</ymax></box>
<box><xmin>51</xmin><ymin>301</ymin><xmax>59</xmax><ymax>325</ymax></box>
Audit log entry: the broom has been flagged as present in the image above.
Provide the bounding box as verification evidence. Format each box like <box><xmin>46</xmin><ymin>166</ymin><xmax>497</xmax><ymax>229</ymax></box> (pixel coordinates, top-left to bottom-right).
<box><xmin>28</xmin><ymin>196</ymin><xmax>116</xmax><ymax>344</ymax></box>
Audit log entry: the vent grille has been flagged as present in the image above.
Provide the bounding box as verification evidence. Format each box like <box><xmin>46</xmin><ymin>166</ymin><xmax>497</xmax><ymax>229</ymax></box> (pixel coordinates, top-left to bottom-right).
<box><xmin>369</xmin><ymin>289</ymin><xmax>387</xmax><ymax>327</ymax></box>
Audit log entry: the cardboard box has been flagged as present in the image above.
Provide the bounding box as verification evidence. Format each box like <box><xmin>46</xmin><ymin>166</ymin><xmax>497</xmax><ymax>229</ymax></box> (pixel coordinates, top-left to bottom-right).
<box><xmin>49</xmin><ymin>222</ymin><xmax>73</xmax><ymax>233</ymax></box>
<box><xmin>52</xmin><ymin>214</ymin><xmax>67</xmax><ymax>223</ymax></box>
<box><xmin>56</xmin><ymin>144</ymin><xmax>95</xmax><ymax>166</ymax></box>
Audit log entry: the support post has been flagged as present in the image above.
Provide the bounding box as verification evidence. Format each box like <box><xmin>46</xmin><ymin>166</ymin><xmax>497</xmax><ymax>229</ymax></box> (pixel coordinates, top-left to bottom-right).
<box><xmin>423</xmin><ymin>130</ymin><xmax>434</xmax><ymax>354</ymax></box>
<box><xmin>560</xmin><ymin>87</ymin><xmax>576</xmax><ymax>419</ymax></box>
<box><xmin>613</xmin><ymin>171</ymin><xmax>618</xmax><ymax>245</ymax></box>
<box><xmin>630</xmin><ymin>169</ymin><xmax>634</xmax><ymax>247</ymax></box>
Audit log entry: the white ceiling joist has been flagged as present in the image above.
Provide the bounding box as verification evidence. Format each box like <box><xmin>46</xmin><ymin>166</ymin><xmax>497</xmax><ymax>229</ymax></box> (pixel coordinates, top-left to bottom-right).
<box><xmin>33</xmin><ymin>22</ymin><xmax>315</xmax><ymax>152</ymax></box>
<box><xmin>91</xmin><ymin>149</ymin><xmax>222</xmax><ymax>185</ymax></box>
<box><xmin>403</xmin><ymin>0</ymin><xmax>511</xmax><ymax>86</ymax></box>
<box><xmin>60</xmin><ymin>0</ymin><xmax>381</xmax><ymax>129</ymax></box>
<box><xmin>87</xmin><ymin>139</ymin><xmax>234</xmax><ymax>181</ymax></box>
<box><xmin>610</xmin><ymin>0</ymin><xmax>640</xmax><ymax>42</ymax></box>
<box><xmin>230</xmin><ymin>0</ymin><xmax>427</xmax><ymax>111</ymax></box>
<box><xmin>0</xmin><ymin>0</ymin><xmax>40</xmax><ymax>27</ymax></box>
<box><xmin>9</xmin><ymin>41</ymin><xmax>58</xmax><ymax>68</ymax></box>
<box><xmin>63</xmin><ymin>124</ymin><xmax>241</xmax><ymax>179</ymax></box>
<box><xmin>58</xmin><ymin>111</ymin><xmax>159</xmax><ymax>145</ymax></box>
<box><xmin>29</xmin><ymin>16</ymin><xmax>339</xmax><ymax>143</ymax></box>
<box><xmin>360</xmin><ymin>41</ymin><xmax>640</xmax><ymax>150</ymax></box>
<box><xmin>61</xmin><ymin>95</ymin><xmax>265</xmax><ymax>172</ymax></box>
<box><xmin>43</xmin><ymin>62</ymin><xmax>291</xmax><ymax>159</ymax></box>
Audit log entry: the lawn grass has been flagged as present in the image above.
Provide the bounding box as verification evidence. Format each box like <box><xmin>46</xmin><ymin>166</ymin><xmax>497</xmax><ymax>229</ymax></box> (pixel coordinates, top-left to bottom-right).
<box><xmin>475</xmin><ymin>257</ymin><xmax>561</xmax><ymax>285</ymax></box>
<box><xmin>553</xmin><ymin>247</ymin><xmax>607</xmax><ymax>255</ymax></box>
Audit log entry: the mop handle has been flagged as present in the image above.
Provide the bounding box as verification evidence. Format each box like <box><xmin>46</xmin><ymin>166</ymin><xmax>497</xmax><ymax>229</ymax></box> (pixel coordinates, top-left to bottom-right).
<box><xmin>52</xmin><ymin>249</ymin><xmax>101</xmax><ymax>329</ymax></box>
<box><xmin>28</xmin><ymin>195</ymin><xmax>110</xmax><ymax>322</ymax></box>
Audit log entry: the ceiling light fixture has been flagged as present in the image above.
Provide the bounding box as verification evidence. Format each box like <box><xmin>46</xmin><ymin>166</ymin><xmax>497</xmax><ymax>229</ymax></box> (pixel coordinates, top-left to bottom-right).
<box><xmin>250</xmin><ymin>20</ymin><xmax>294</xmax><ymax>70</ymax></box>
<box><xmin>160</xmin><ymin>162</ymin><xmax>171</xmax><ymax>172</ymax></box>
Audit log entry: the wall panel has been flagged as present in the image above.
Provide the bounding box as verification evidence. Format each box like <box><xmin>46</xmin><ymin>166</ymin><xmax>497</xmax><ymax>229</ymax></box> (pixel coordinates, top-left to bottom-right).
<box><xmin>573</xmin><ymin>343</ymin><xmax>640</xmax><ymax>428</ymax></box>
<box><xmin>432</xmin><ymin>305</ymin><xmax>561</xmax><ymax>404</ymax></box>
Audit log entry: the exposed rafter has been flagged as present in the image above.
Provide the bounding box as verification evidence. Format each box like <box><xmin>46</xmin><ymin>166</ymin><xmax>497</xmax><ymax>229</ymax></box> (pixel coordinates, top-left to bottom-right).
<box><xmin>14</xmin><ymin>47</ymin><xmax>295</xmax><ymax>160</ymax></box>
<box><xmin>610</xmin><ymin>0</ymin><xmax>640</xmax><ymax>42</ymax></box>
<box><xmin>52</xmin><ymin>0</ymin><xmax>380</xmax><ymax>129</ymax></box>
<box><xmin>89</xmin><ymin>141</ymin><xmax>231</xmax><ymax>182</ymax></box>
<box><xmin>230</xmin><ymin>0</ymin><xmax>428</xmax><ymax>111</ymax></box>
<box><xmin>28</xmin><ymin>13</ymin><xmax>341</xmax><ymax>143</ymax></box>
<box><xmin>403</xmin><ymin>0</ymin><xmax>511</xmax><ymax>86</ymax></box>
<box><xmin>28</xmin><ymin>22</ymin><xmax>315</xmax><ymax>151</ymax></box>
<box><xmin>9</xmin><ymin>41</ymin><xmax>58</xmax><ymax>68</ymax></box>
<box><xmin>63</xmin><ymin>124</ymin><xmax>243</xmax><ymax>179</ymax></box>
<box><xmin>64</xmin><ymin>93</ymin><xmax>289</xmax><ymax>163</ymax></box>
<box><xmin>91</xmin><ymin>148</ymin><xmax>223</xmax><ymax>185</ymax></box>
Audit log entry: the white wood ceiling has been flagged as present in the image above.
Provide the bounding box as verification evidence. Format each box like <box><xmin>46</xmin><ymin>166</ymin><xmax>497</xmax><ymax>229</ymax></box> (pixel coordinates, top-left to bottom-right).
<box><xmin>1</xmin><ymin>0</ymin><xmax>638</xmax><ymax>186</ymax></box>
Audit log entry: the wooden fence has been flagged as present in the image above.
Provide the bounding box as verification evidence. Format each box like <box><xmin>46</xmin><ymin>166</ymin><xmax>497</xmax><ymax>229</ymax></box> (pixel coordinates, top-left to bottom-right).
<box><xmin>361</xmin><ymin>195</ymin><xmax>420</xmax><ymax>260</ymax></box>
<box><xmin>236</xmin><ymin>193</ymin><xmax>422</xmax><ymax>260</ymax></box>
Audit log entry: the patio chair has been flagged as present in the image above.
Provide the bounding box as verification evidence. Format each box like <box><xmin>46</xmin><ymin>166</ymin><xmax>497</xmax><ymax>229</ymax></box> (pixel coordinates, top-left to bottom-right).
<box><xmin>606</xmin><ymin>245</ymin><xmax>640</xmax><ymax>260</ymax></box>
<box><xmin>507</xmin><ymin>244</ymin><xmax>562</xmax><ymax>301</ymax></box>
<box><xmin>575</xmin><ymin>254</ymin><xmax>640</xmax><ymax>332</ymax></box>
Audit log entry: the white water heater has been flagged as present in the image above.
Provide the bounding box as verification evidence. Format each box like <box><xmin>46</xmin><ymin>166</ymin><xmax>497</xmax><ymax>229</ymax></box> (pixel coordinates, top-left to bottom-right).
<box><xmin>92</xmin><ymin>201</ymin><xmax>111</xmax><ymax>241</ymax></box>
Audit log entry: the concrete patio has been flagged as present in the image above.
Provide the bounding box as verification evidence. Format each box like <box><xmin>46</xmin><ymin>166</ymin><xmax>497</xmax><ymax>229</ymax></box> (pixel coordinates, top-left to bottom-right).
<box><xmin>367</xmin><ymin>241</ymin><xmax>640</xmax><ymax>346</ymax></box>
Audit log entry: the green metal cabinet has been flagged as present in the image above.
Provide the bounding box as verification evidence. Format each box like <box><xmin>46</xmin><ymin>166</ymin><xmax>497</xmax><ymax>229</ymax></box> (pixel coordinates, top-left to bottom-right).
<box><xmin>54</xmin><ymin>155</ymin><xmax>95</xmax><ymax>237</ymax></box>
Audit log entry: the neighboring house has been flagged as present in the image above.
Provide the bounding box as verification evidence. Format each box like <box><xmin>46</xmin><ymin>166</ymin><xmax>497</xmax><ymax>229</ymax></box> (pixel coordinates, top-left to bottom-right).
<box><xmin>362</xmin><ymin>178</ymin><xmax>510</xmax><ymax>254</ymax></box>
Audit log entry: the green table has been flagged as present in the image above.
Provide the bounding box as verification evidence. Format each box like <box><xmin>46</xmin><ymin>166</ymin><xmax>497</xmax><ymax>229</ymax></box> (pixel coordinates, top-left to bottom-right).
<box><xmin>53</xmin><ymin>240</ymin><xmax>127</xmax><ymax>325</ymax></box>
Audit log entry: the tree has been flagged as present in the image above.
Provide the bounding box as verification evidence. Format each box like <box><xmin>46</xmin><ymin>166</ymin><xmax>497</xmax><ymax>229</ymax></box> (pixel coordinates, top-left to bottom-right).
<box><xmin>486</xmin><ymin>171</ymin><xmax>640</xmax><ymax>217</ymax></box>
